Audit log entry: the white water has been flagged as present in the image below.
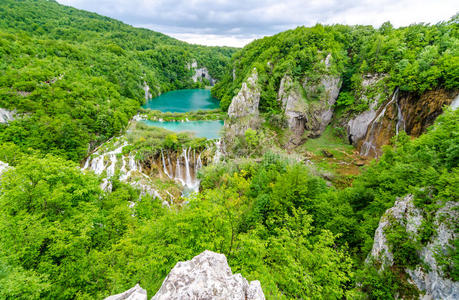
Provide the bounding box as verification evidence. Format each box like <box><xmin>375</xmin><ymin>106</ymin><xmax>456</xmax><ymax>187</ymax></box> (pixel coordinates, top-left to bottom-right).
<box><xmin>161</xmin><ymin>147</ymin><xmax>203</xmax><ymax>192</ymax></box>
<box><xmin>161</xmin><ymin>150</ymin><xmax>171</xmax><ymax>179</ymax></box>
<box><xmin>395</xmin><ymin>93</ymin><xmax>405</xmax><ymax>135</ymax></box>
<box><xmin>0</xmin><ymin>108</ymin><xmax>16</xmax><ymax>124</ymax></box>
<box><xmin>451</xmin><ymin>94</ymin><xmax>459</xmax><ymax>110</ymax></box>
<box><xmin>83</xmin><ymin>141</ymin><xmax>161</xmax><ymax>199</ymax></box>
<box><xmin>213</xmin><ymin>139</ymin><xmax>223</xmax><ymax>163</ymax></box>
<box><xmin>361</xmin><ymin>88</ymin><xmax>399</xmax><ymax>157</ymax></box>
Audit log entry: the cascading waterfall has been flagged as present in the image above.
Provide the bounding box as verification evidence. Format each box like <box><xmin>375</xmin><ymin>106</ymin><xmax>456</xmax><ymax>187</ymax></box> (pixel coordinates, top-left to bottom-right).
<box><xmin>161</xmin><ymin>150</ymin><xmax>171</xmax><ymax>179</ymax></box>
<box><xmin>83</xmin><ymin>141</ymin><xmax>161</xmax><ymax>200</ymax></box>
<box><xmin>183</xmin><ymin>148</ymin><xmax>192</xmax><ymax>187</ymax></box>
<box><xmin>175</xmin><ymin>156</ymin><xmax>183</xmax><ymax>185</ymax></box>
<box><xmin>360</xmin><ymin>88</ymin><xmax>399</xmax><ymax>156</ymax></box>
<box><xmin>213</xmin><ymin>139</ymin><xmax>223</xmax><ymax>163</ymax></box>
<box><xmin>161</xmin><ymin>147</ymin><xmax>204</xmax><ymax>193</ymax></box>
<box><xmin>395</xmin><ymin>97</ymin><xmax>405</xmax><ymax>135</ymax></box>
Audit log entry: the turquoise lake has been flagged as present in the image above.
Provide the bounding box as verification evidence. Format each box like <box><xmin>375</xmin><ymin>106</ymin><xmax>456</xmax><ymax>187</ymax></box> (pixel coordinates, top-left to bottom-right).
<box><xmin>141</xmin><ymin>89</ymin><xmax>223</xmax><ymax>139</ymax></box>
<box><xmin>142</xmin><ymin>120</ymin><xmax>223</xmax><ymax>139</ymax></box>
<box><xmin>142</xmin><ymin>89</ymin><xmax>220</xmax><ymax>112</ymax></box>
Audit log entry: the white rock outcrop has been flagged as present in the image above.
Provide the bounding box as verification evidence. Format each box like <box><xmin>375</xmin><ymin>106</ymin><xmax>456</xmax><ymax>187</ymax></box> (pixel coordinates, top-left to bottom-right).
<box><xmin>0</xmin><ymin>108</ymin><xmax>16</xmax><ymax>123</ymax></box>
<box><xmin>368</xmin><ymin>194</ymin><xmax>423</xmax><ymax>266</ymax></box>
<box><xmin>190</xmin><ymin>60</ymin><xmax>215</xmax><ymax>86</ymax></box>
<box><xmin>227</xmin><ymin>68</ymin><xmax>260</xmax><ymax>119</ymax></box>
<box><xmin>224</xmin><ymin>68</ymin><xmax>261</xmax><ymax>137</ymax></box>
<box><xmin>277</xmin><ymin>71</ymin><xmax>341</xmax><ymax>141</ymax></box>
<box><xmin>346</xmin><ymin>74</ymin><xmax>386</xmax><ymax>145</ymax></box>
<box><xmin>152</xmin><ymin>250</ymin><xmax>265</xmax><ymax>300</ymax></box>
<box><xmin>105</xmin><ymin>284</ymin><xmax>147</xmax><ymax>300</ymax></box>
<box><xmin>369</xmin><ymin>194</ymin><xmax>459</xmax><ymax>299</ymax></box>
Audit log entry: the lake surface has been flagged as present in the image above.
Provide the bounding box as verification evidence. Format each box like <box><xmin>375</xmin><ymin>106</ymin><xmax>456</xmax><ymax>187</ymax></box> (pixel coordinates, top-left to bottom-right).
<box><xmin>142</xmin><ymin>89</ymin><xmax>220</xmax><ymax>112</ymax></box>
<box><xmin>142</xmin><ymin>120</ymin><xmax>224</xmax><ymax>139</ymax></box>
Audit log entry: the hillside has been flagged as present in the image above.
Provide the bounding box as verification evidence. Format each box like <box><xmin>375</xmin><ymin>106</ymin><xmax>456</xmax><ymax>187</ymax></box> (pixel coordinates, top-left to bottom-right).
<box><xmin>0</xmin><ymin>0</ymin><xmax>236</xmax><ymax>161</ymax></box>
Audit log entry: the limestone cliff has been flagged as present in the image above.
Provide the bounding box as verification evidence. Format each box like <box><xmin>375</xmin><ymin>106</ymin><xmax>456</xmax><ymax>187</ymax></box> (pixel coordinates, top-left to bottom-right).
<box><xmin>189</xmin><ymin>60</ymin><xmax>216</xmax><ymax>86</ymax></box>
<box><xmin>224</xmin><ymin>68</ymin><xmax>261</xmax><ymax>138</ymax></box>
<box><xmin>277</xmin><ymin>55</ymin><xmax>341</xmax><ymax>145</ymax></box>
<box><xmin>358</xmin><ymin>88</ymin><xmax>458</xmax><ymax>157</ymax></box>
<box><xmin>346</xmin><ymin>74</ymin><xmax>387</xmax><ymax>145</ymax></box>
<box><xmin>368</xmin><ymin>194</ymin><xmax>458</xmax><ymax>299</ymax></box>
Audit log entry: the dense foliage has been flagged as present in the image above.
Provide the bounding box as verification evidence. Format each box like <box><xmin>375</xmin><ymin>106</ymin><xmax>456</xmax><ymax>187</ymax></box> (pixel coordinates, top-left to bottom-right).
<box><xmin>0</xmin><ymin>0</ymin><xmax>235</xmax><ymax>161</ymax></box>
<box><xmin>0</xmin><ymin>109</ymin><xmax>456</xmax><ymax>299</ymax></box>
<box><xmin>212</xmin><ymin>17</ymin><xmax>459</xmax><ymax>111</ymax></box>
<box><xmin>0</xmin><ymin>1</ymin><xmax>457</xmax><ymax>299</ymax></box>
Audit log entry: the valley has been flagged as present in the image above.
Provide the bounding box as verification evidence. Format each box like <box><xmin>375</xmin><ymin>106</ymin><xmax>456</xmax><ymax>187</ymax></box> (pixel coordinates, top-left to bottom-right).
<box><xmin>0</xmin><ymin>1</ymin><xmax>457</xmax><ymax>299</ymax></box>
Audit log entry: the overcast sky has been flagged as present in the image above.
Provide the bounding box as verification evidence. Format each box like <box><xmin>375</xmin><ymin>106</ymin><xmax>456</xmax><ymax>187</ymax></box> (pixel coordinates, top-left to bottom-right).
<box><xmin>56</xmin><ymin>0</ymin><xmax>458</xmax><ymax>47</ymax></box>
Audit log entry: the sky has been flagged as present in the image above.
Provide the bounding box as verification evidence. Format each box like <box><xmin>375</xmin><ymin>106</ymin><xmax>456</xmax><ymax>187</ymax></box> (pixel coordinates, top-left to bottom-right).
<box><xmin>56</xmin><ymin>0</ymin><xmax>458</xmax><ymax>47</ymax></box>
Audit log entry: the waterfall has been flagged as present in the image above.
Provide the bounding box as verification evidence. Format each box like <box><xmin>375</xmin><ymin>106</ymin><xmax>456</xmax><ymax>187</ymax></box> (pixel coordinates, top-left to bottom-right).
<box><xmin>395</xmin><ymin>97</ymin><xmax>405</xmax><ymax>135</ymax></box>
<box><xmin>183</xmin><ymin>148</ymin><xmax>192</xmax><ymax>187</ymax></box>
<box><xmin>159</xmin><ymin>147</ymin><xmax>205</xmax><ymax>193</ymax></box>
<box><xmin>213</xmin><ymin>139</ymin><xmax>223</xmax><ymax>163</ymax></box>
<box><xmin>451</xmin><ymin>94</ymin><xmax>459</xmax><ymax>110</ymax></box>
<box><xmin>119</xmin><ymin>156</ymin><xmax>128</xmax><ymax>181</ymax></box>
<box><xmin>360</xmin><ymin>88</ymin><xmax>399</xmax><ymax>157</ymax></box>
<box><xmin>175</xmin><ymin>156</ymin><xmax>184</xmax><ymax>185</ymax></box>
<box><xmin>167</xmin><ymin>153</ymin><xmax>173</xmax><ymax>176</ymax></box>
<box><xmin>161</xmin><ymin>150</ymin><xmax>171</xmax><ymax>178</ymax></box>
<box><xmin>196</xmin><ymin>153</ymin><xmax>202</xmax><ymax>176</ymax></box>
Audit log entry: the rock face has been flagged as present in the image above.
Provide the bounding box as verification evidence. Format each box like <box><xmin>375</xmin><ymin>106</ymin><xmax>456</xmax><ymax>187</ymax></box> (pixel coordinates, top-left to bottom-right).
<box><xmin>228</xmin><ymin>68</ymin><xmax>260</xmax><ymax>119</ymax></box>
<box><xmin>152</xmin><ymin>250</ymin><xmax>265</xmax><ymax>300</ymax></box>
<box><xmin>105</xmin><ymin>284</ymin><xmax>147</xmax><ymax>300</ymax></box>
<box><xmin>224</xmin><ymin>68</ymin><xmax>261</xmax><ymax>137</ymax></box>
<box><xmin>0</xmin><ymin>108</ymin><xmax>16</xmax><ymax>123</ymax></box>
<box><xmin>369</xmin><ymin>194</ymin><xmax>459</xmax><ymax>299</ymax></box>
<box><xmin>277</xmin><ymin>56</ymin><xmax>341</xmax><ymax>144</ymax></box>
<box><xmin>346</xmin><ymin>74</ymin><xmax>386</xmax><ymax>145</ymax></box>
<box><xmin>358</xmin><ymin>88</ymin><xmax>458</xmax><ymax>157</ymax></box>
<box><xmin>190</xmin><ymin>60</ymin><xmax>215</xmax><ymax>86</ymax></box>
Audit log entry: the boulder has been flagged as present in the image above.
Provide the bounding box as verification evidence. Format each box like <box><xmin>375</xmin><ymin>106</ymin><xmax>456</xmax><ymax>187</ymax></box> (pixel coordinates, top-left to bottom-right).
<box><xmin>152</xmin><ymin>250</ymin><xmax>265</xmax><ymax>300</ymax></box>
<box><xmin>105</xmin><ymin>284</ymin><xmax>147</xmax><ymax>300</ymax></box>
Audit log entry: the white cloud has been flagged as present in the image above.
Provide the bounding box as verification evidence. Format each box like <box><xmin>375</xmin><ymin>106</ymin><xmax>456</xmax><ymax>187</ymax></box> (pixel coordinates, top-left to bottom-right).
<box><xmin>57</xmin><ymin>0</ymin><xmax>458</xmax><ymax>47</ymax></box>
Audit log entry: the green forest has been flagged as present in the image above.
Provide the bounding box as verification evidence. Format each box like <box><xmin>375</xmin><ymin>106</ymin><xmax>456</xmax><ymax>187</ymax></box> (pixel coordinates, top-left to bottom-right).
<box><xmin>0</xmin><ymin>0</ymin><xmax>235</xmax><ymax>161</ymax></box>
<box><xmin>212</xmin><ymin>17</ymin><xmax>458</xmax><ymax>112</ymax></box>
<box><xmin>0</xmin><ymin>0</ymin><xmax>457</xmax><ymax>299</ymax></box>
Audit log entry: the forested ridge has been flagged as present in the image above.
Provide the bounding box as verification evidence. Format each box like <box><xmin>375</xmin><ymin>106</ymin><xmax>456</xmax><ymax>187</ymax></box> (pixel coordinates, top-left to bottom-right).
<box><xmin>212</xmin><ymin>16</ymin><xmax>458</xmax><ymax>112</ymax></box>
<box><xmin>0</xmin><ymin>0</ymin><xmax>235</xmax><ymax>161</ymax></box>
<box><xmin>0</xmin><ymin>1</ymin><xmax>457</xmax><ymax>299</ymax></box>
